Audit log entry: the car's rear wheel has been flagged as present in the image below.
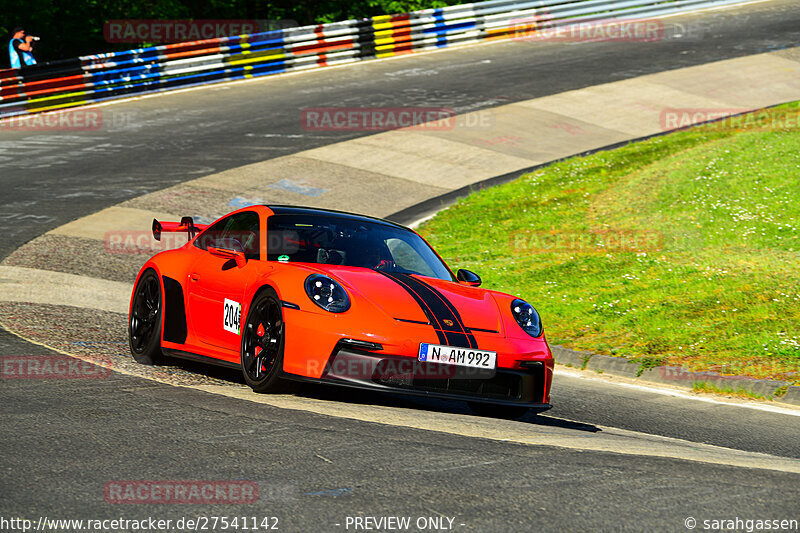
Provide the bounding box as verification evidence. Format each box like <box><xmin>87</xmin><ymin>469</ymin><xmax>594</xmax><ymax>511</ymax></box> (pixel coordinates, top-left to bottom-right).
<box><xmin>468</xmin><ymin>402</ymin><xmax>530</xmax><ymax>420</ymax></box>
<box><xmin>241</xmin><ymin>288</ymin><xmax>289</xmax><ymax>393</ymax></box>
<box><xmin>129</xmin><ymin>269</ymin><xmax>166</xmax><ymax>365</ymax></box>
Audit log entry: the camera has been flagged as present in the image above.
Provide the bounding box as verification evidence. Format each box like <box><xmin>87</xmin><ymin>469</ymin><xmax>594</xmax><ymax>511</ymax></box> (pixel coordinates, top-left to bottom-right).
<box><xmin>29</xmin><ymin>36</ymin><xmax>41</xmax><ymax>41</ymax></box>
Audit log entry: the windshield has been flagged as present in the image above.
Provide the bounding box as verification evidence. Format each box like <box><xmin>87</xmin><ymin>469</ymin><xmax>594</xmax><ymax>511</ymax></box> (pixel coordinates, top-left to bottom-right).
<box><xmin>267</xmin><ymin>214</ymin><xmax>454</xmax><ymax>281</ymax></box>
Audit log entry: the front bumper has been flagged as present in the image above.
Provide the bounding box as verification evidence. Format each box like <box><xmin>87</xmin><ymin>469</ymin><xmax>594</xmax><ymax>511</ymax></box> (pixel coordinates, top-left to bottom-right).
<box><xmin>283</xmin><ymin>344</ymin><xmax>552</xmax><ymax>409</ymax></box>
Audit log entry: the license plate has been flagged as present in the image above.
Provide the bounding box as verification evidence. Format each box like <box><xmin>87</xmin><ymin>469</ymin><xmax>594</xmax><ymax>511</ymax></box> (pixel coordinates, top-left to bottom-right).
<box><xmin>418</xmin><ymin>343</ymin><xmax>497</xmax><ymax>370</ymax></box>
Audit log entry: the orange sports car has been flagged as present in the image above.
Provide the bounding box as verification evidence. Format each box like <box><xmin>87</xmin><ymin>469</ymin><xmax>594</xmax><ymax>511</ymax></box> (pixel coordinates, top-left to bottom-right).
<box><xmin>129</xmin><ymin>205</ymin><xmax>553</xmax><ymax>418</ymax></box>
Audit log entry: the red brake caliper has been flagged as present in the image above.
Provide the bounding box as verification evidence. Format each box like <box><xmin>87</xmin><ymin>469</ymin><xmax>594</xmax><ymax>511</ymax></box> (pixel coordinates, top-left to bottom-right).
<box><xmin>255</xmin><ymin>324</ymin><xmax>266</xmax><ymax>368</ymax></box>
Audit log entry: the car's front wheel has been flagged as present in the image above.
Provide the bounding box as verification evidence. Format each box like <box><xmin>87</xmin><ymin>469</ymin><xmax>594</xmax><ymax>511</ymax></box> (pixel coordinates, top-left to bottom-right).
<box><xmin>129</xmin><ymin>268</ymin><xmax>166</xmax><ymax>365</ymax></box>
<box><xmin>241</xmin><ymin>288</ymin><xmax>289</xmax><ymax>393</ymax></box>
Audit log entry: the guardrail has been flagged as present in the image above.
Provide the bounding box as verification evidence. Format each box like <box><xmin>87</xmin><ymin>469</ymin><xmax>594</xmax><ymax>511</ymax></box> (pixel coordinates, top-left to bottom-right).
<box><xmin>0</xmin><ymin>0</ymin><xmax>752</xmax><ymax>119</ymax></box>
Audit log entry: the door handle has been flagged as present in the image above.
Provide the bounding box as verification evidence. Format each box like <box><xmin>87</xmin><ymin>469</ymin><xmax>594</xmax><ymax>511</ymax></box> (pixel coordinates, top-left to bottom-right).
<box><xmin>190</xmin><ymin>273</ymin><xmax>200</xmax><ymax>282</ymax></box>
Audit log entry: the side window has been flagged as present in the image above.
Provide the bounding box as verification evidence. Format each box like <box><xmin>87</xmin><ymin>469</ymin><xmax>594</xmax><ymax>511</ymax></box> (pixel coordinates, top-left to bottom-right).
<box><xmin>386</xmin><ymin>238</ymin><xmax>436</xmax><ymax>277</ymax></box>
<box><xmin>194</xmin><ymin>211</ymin><xmax>261</xmax><ymax>260</ymax></box>
<box><xmin>194</xmin><ymin>218</ymin><xmax>228</xmax><ymax>252</ymax></box>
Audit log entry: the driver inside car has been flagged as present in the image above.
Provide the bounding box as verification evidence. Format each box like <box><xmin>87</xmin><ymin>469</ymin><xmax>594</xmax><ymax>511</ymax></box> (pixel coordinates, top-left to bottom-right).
<box><xmin>357</xmin><ymin>241</ymin><xmax>395</xmax><ymax>270</ymax></box>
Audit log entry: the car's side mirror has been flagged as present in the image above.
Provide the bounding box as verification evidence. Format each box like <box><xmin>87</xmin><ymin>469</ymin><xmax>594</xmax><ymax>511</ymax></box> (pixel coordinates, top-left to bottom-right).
<box><xmin>208</xmin><ymin>238</ymin><xmax>246</xmax><ymax>268</ymax></box>
<box><xmin>456</xmin><ymin>269</ymin><xmax>481</xmax><ymax>287</ymax></box>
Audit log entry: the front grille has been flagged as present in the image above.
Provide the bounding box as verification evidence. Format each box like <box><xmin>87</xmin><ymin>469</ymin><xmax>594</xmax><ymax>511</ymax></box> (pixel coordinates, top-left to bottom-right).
<box><xmin>410</xmin><ymin>372</ymin><xmax>523</xmax><ymax>400</ymax></box>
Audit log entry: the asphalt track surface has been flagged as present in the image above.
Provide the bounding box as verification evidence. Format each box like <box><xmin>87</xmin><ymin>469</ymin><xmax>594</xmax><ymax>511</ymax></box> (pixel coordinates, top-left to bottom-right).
<box><xmin>2</xmin><ymin>1</ymin><xmax>800</xmax><ymax>531</ymax></box>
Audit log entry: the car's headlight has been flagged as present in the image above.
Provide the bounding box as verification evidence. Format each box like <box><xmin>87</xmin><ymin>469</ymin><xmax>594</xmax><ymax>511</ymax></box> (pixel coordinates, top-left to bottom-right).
<box><xmin>305</xmin><ymin>274</ymin><xmax>350</xmax><ymax>313</ymax></box>
<box><xmin>511</xmin><ymin>299</ymin><xmax>543</xmax><ymax>338</ymax></box>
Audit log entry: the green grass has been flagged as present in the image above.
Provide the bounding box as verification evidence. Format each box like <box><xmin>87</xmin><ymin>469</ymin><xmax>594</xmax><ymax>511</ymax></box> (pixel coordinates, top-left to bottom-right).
<box><xmin>418</xmin><ymin>103</ymin><xmax>800</xmax><ymax>384</ymax></box>
<box><xmin>692</xmin><ymin>382</ymin><xmax>769</xmax><ymax>401</ymax></box>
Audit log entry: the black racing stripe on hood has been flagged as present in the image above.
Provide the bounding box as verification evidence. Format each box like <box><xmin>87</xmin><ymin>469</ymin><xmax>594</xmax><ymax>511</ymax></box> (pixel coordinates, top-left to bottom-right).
<box><xmin>380</xmin><ymin>272</ymin><xmax>477</xmax><ymax>349</ymax></box>
<box><xmin>379</xmin><ymin>272</ymin><xmax>446</xmax><ymax>345</ymax></box>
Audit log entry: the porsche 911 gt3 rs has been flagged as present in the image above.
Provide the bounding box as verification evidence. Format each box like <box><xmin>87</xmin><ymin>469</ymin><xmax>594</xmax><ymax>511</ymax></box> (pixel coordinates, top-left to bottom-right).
<box><xmin>128</xmin><ymin>205</ymin><xmax>553</xmax><ymax>418</ymax></box>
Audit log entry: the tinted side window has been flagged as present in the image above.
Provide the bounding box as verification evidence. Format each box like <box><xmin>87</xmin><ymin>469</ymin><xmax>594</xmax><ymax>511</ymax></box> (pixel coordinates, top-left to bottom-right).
<box><xmin>194</xmin><ymin>218</ymin><xmax>228</xmax><ymax>252</ymax></box>
<box><xmin>194</xmin><ymin>211</ymin><xmax>260</xmax><ymax>260</ymax></box>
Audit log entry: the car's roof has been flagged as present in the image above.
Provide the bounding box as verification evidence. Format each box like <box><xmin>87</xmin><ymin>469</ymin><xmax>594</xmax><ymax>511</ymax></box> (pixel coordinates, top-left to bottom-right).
<box><xmin>264</xmin><ymin>205</ymin><xmax>408</xmax><ymax>230</ymax></box>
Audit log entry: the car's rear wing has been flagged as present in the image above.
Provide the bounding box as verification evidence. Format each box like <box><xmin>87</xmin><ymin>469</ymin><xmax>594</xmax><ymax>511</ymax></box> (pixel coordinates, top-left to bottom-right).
<box><xmin>152</xmin><ymin>216</ymin><xmax>209</xmax><ymax>241</ymax></box>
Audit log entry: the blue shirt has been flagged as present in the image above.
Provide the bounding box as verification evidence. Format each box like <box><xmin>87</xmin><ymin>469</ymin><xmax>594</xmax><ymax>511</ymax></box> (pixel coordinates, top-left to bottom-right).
<box><xmin>9</xmin><ymin>38</ymin><xmax>36</xmax><ymax>69</ymax></box>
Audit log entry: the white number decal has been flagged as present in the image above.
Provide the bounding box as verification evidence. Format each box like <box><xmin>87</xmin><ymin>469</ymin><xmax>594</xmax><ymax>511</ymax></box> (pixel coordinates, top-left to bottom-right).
<box><xmin>223</xmin><ymin>299</ymin><xmax>241</xmax><ymax>334</ymax></box>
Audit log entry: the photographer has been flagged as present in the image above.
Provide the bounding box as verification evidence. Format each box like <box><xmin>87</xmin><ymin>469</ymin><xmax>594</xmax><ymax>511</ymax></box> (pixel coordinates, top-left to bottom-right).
<box><xmin>8</xmin><ymin>27</ymin><xmax>37</xmax><ymax>69</ymax></box>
